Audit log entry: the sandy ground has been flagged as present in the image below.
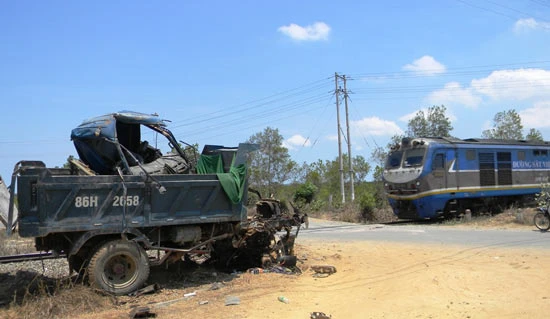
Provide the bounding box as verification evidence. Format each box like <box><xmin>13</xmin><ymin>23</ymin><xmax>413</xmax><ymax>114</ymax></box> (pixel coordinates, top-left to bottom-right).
<box><xmin>67</xmin><ymin>233</ymin><xmax>550</xmax><ymax>319</ymax></box>
<box><xmin>1</xmin><ymin>212</ymin><xmax>549</xmax><ymax>319</ymax></box>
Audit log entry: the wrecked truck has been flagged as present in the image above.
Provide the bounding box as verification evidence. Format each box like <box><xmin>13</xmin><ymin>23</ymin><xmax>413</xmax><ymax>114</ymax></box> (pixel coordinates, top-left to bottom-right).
<box><xmin>4</xmin><ymin>111</ymin><xmax>305</xmax><ymax>295</ymax></box>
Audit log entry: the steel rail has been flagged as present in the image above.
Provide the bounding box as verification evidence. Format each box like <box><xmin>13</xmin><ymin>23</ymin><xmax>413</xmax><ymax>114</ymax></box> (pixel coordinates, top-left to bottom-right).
<box><xmin>0</xmin><ymin>251</ymin><xmax>66</xmax><ymax>264</ymax></box>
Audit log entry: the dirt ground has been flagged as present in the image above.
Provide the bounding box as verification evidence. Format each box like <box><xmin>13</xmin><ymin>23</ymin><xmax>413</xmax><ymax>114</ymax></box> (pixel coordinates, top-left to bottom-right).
<box><xmin>2</xmin><ymin>214</ymin><xmax>550</xmax><ymax>319</ymax></box>
<box><xmin>72</xmin><ymin>233</ymin><xmax>550</xmax><ymax>318</ymax></box>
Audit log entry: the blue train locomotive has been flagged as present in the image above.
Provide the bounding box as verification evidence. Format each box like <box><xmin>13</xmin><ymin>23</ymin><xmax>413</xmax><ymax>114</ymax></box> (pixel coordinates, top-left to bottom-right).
<box><xmin>383</xmin><ymin>137</ymin><xmax>550</xmax><ymax>219</ymax></box>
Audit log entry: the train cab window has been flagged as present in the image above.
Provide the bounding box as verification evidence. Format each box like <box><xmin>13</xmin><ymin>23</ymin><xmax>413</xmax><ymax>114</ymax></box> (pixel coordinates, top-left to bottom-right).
<box><xmin>403</xmin><ymin>148</ymin><xmax>425</xmax><ymax>167</ymax></box>
<box><xmin>518</xmin><ymin>151</ymin><xmax>525</xmax><ymax>161</ymax></box>
<box><xmin>466</xmin><ymin>150</ymin><xmax>476</xmax><ymax>161</ymax></box>
<box><xmin>386</xmin><ymin>151</ymin><xmax>403</xmax><ymax>169</ymax></box>
<box><xmin>432</xmin><ymin>153</ymin><xmax>445</xmax><ymax>170</ymax></box>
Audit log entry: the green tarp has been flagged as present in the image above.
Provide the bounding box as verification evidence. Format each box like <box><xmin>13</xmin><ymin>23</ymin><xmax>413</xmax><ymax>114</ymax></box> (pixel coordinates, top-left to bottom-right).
<box><xmin>196</xmin><ymin>154</ymin><xmax>247</xmax><ymax>204</ymax></box>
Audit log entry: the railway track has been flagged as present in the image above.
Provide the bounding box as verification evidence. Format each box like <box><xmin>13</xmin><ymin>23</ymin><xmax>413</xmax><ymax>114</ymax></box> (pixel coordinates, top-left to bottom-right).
<box><xmin>0</xmin><ymin>251</ymin><xmax>66</xmax><ymax>264</ymax></box>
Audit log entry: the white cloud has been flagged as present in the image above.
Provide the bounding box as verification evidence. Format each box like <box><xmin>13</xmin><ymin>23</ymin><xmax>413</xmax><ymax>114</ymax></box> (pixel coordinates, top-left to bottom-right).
<box><xmin>427</xmin><ymin>82</ymin><xmax>482</xmax><ymax>108</ymax></box>
<box><xmin>277</xmin><ymin>22</ymin><xmax>331</xmax><ymax>41</ymax></box>
<box><xmin>519</xmin><ymin>101</ymin><xmax>550</xmax><ymax>129</ymax></box>
<box><xmin>351</xmin><ymin>116</ymin><xmax>404</xmax><ymax>136</ymax></box>
<box><xmin>471</xmin><ymin>69</ymin><xmax>550</xmax><ymax>101</ymax></box>
<box><xmin>402</xmin><ymin>56</ymin><xmax>446</xmax><ymax>76</ymax></box>
<box><xmin>399</xmin><ymin>111</ymin><xmax>417</xmax><ymax>123</ymax></box>
<box><xmin>283</xmin><ymin>134</ymin><xmax>311</xmax><ymax>150</ymax></box>
<box><xmin>514</xmin><ymin>18</ymin><xmax>550</xmax><ymax>33</ymax></box>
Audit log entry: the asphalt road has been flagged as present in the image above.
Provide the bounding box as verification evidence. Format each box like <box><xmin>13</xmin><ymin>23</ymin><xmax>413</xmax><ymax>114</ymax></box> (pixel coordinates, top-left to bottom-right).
<box><xmin>299</xmin><ymin>219</ymin><xmax>550</xmax><ymax>250</ymax></box>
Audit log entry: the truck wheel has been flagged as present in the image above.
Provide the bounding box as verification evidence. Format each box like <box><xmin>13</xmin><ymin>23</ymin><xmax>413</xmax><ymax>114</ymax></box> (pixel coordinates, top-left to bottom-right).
<box><xmin>88</xmin><ymin>240</ymin><xmax>150</xmax><ymax>295</ymax></box>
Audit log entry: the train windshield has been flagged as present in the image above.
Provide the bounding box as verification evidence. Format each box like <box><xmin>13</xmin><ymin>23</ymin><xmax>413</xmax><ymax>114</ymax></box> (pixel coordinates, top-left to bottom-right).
<box><xmin>386</xmin><ymin>151</ymin><xmax>403</xmax><ymax>169</ymax></box>
<box><xmin>403</xmin><ymin>148</ymin><xmax>426</xmax><ymax>167</ymax></box>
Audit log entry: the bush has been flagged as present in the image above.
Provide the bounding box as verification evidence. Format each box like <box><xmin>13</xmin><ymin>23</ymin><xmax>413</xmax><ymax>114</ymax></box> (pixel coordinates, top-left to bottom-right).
<box><xmin>536</xmin><ymin>183</ymin><xmax>550</xmax><ymax>206</ymax></box>
<box><xmin>293</xmin><ymin>182</ymin><xmax>317</xmax><ymax>204</ymax></box>
<box><xmin>358</xmin><ymin>192</ymin><xmax>377</xmax><ymax>222</ymax></box>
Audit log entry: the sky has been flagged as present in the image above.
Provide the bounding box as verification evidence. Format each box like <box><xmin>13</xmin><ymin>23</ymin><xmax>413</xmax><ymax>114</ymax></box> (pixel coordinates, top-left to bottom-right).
<box><xmin>1</xmin><ymin>0</ymin><xmax>550</xmax><ymax>183</ymax></box>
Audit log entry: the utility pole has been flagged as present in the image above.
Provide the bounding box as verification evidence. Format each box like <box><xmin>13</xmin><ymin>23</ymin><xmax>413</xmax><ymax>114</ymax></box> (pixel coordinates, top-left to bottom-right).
<box><xmin>335</xmin><ymin>72</ymin><xmax>345</xmax><ymax>204</ymax></box>
<box><xmin>343</xmin><ymin>75</ymin><xmax>355</xmax><ymax>202</ymax></box>
<box><xmin>334</xmin><ymin>73</ymin><xmax>354</xmax><ymax>204</ymax></box>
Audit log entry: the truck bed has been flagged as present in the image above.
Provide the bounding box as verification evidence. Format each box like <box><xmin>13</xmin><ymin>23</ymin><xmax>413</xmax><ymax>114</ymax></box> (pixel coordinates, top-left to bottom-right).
<box><xmin>16</xmin><ymin>165</ymin><xmax>245</xmax><ymax>237</ymax></box>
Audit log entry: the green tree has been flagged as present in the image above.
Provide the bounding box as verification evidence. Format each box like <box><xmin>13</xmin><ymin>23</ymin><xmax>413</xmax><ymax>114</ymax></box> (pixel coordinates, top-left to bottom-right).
<box><xmin>171</xmin><ymin>142</ymin><xmax>200</xmax><ymax>169</ymax></box>
<box><xmin>370</xmin><ymin>135</ymin><xmax>403</xmax><ymax>182</ymax></box>
<box><xmin>370</xmin><ymin>146</ymin><xmax>386</xmax><ymax>182</ymax></box>
<box><xmin>246</xmin><ymin>127</ymin><xmax>297</xmax><ymax>197</ymax></box>
<box><xmin>406</xmin><ymin>105</ymin><xmax>453</xmax><ymax>137</ymax></box>
<box><xmin>300</xmin><ymin>154</ymin><xmax>370</xmax><ymax>205</ymax></box>
<box><xmin>526</xmin><ymin>128</ymin><xmax>544</xmax><ymax>142</ymax></box>
<box><xmin>482</xmin><ymin>109</ymin><xmax>524</xmax><ymax>139</ymax></box>
<box><xmin>62</xmin><ymin>155</ymin><xmax>76</xmax><ymax>168</ymax></box>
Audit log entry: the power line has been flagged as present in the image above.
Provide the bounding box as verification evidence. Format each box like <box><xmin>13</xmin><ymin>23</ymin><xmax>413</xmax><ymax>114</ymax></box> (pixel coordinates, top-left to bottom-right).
<box><xmin>530</xmin><ymin>0</ymin><xmax>550</xmax><ymax>9</ymax></box>
<box><xmin>168</xmin><ymin>77</ymin><xmax>332</xmax><ymax>128</ymax></box>
<box><xmin>169</xmin><ymin>94</ymin><xmax>330</xmax><ymax>142</ymax></box>
<box><xmin>353</xmin><ymin>82</ymin><xmax>550</xmax><ymax>95</ymax></box>
<box><xmin>5</xmin><ymin>61</ymin><xmax>550</xmax><ymax>150</ymax></box>
<box><xmin>454</xmin><ymin>0</ymin><xmax>523</xmax><ymax>21</ymax></box>
<box><xmin>292</xmin><ymin>93</ymin><xmax>335</xmax><ymax>154</ymax></box>
<box><xmin>350</xmin><ymin>60</ymin><xmax>550</xmax><ymax>80</ymax></box>
<box><xmin>171</xmin><ymin>93</ymin><xmax>329</xmax><ymax>139</ymax></box>
<box><xmin>484</xmin><ymin>0</ymin><xmax>539</xmax><ymax>18</ymax></box>
<box><xmin>178</xmin><ymin>97</ymin><xmax>331</xmax><ymax>141</ymax></box>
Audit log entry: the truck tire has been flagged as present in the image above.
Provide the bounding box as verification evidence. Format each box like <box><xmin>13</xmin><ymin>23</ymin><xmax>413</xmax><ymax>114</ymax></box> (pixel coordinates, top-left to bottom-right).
<box><xmin>88</xmin><ymin>240</ymin><xmax>150</xmax><ymax>295</ymax></box>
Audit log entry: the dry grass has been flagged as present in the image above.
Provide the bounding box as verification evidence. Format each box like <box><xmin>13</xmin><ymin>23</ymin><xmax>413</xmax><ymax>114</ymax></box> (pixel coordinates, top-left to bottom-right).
<box><xmin>307</xmin><ymin>204</ymin><xmax>537</xmax><ymax>228</ymax></box>
<box><xmin>0</xmin><ymin>232</ymin><xmax>34</xmax><ymax>256</ymax></box>
<box><xmin>442</xmin><ymin>206</ymin><xmax>538</xmax><ymax>229</ymax></box>
<box><xmin>0</xmin><ymin>233</ymin><xmax>114</xmax><ymax>319</ymax></box>
<box><xmin>307</xmin><ymin>206</ymin><xmax>397</xmax><ymax>224</ymax></box>
<box><xmin>1</xmin><ymin>277</ymin><xmax>113</xmax><ymax>319</ymax></box>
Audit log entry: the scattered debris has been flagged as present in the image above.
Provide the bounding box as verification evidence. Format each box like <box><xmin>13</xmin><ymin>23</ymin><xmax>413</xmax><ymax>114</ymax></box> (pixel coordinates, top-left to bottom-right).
<box><xmin>225</xmin><ymin>295</ymin><xmax>241</xmax><ymax>306</ymax></box>
<box><xmin>128</xmin><ymin>284</ymin><xmax>160</xmax><ymax>297</ymax></box>
<box><xmin>149</xmin><ymin>297</ymin><xmax>187</xmax><ymax>309</ymax></box>
<box><xmin>129</xmin><ymin>306</ymin><xmax>156</xmax><ymax>319</ymax></box>
<box><xmin>183</xmin><ymin>291</ymin><xmax>197</xmax><ymax>298</ymax></box>
<box><xmin>248</xmin><ymin>267</ymin><xmax>264</xmax><ymax>274</ymax></box>
<box><xmin>199</xmin><ymin>300</ymin><xmax>209</xmax><ymax>305</ymax></box>
<box><xmin>269</xmin><ymin>265</ymin><xmax>298</xmax><ymax>274</ymax></box>
<box><xmin>246</xmin><ymin>265</ymin><xmax>298</xmax><ymax>275</ymax></box>
<box><xmin>278</xmin><ymin>296</ymin><xmax>290</xmax><ymax>304</ymax></box>
<box><xmin>311</xmin><ymin>265</ymin><xmax>337</xmax><ymax>276</ymax></box>
<box><xmin>310</xmin><ymin>311</ymin><xmax>332</xmax><ymax>319</ymax></box>
<box><xmin>210</xmin><ymin>282</ymin><xmax>225</xmax><ymax>290</ymax></box>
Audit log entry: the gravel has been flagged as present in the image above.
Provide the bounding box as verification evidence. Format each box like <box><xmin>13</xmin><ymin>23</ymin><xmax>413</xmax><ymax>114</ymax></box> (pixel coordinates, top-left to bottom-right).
<box><xmin>0</xmin><ymin>257</ymin><xmax>72</xmax><ymax>306</ymax></box>
<box><xmin>0</xmin><ymin>258</ymin><xmax>71</xmax><ymax>279</ymax></box>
